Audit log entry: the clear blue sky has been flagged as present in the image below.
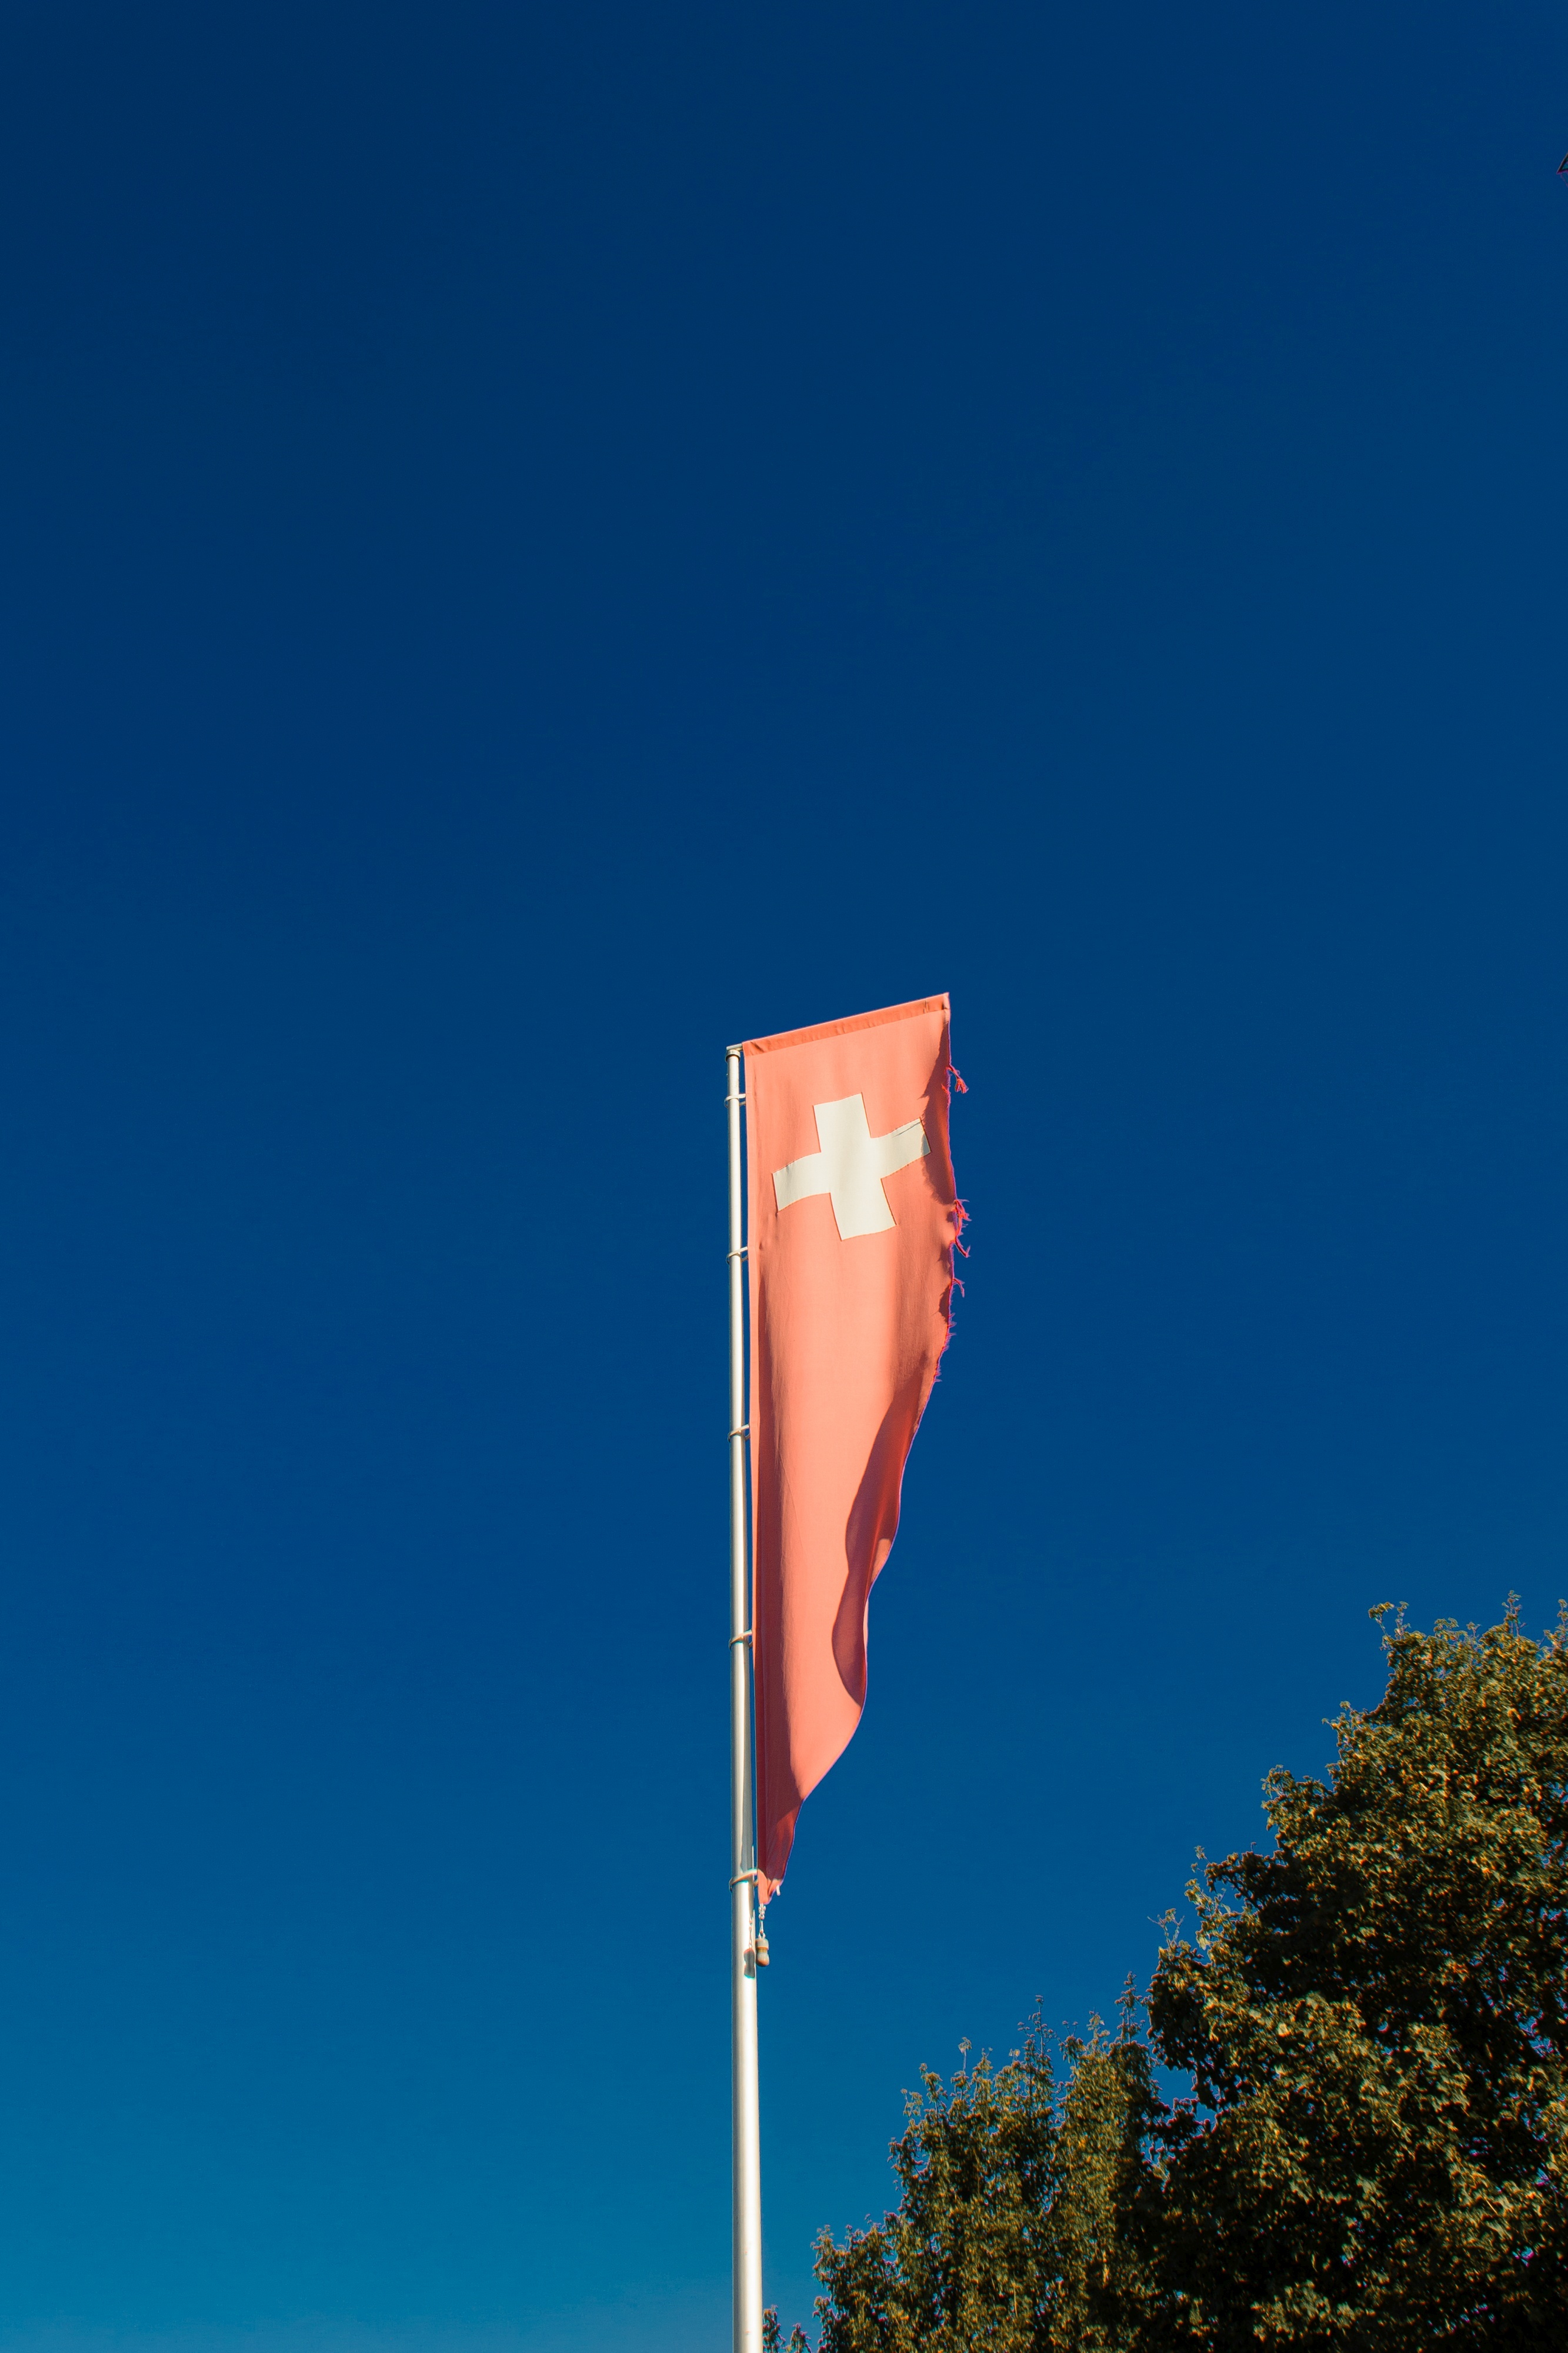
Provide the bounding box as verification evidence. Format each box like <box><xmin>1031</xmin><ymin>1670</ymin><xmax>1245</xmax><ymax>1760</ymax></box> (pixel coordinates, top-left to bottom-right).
<box><xmin>1</xmin><ymin>4</ymin><xmax>1566</xmax><ymax>2348</ymax></box>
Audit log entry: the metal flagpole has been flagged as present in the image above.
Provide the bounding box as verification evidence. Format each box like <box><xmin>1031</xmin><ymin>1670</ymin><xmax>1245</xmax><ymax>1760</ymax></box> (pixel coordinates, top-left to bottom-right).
<box><xmin>726</xmin><ymin>1045</ymin><xmax>764</xmax><ymax>2353</ymax></box>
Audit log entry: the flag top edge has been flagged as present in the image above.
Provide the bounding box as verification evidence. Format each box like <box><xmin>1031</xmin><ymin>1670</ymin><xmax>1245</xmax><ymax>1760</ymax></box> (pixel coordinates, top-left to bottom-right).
<box><xmin>741</xmin><ymin>993</ymin><xmax>949</xmax><ymax>1058</ymax></box>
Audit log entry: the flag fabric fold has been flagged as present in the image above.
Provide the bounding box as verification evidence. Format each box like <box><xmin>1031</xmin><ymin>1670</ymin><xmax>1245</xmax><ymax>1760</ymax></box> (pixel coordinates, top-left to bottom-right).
<box><xmin>744</xmin><ymin>994</ymin><xmax>962</xmax><ymax>1899</ymax></box>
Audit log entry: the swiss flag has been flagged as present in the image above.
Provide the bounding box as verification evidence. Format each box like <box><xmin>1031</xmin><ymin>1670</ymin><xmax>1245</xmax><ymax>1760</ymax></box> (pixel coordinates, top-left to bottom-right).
<box><xmin>743</xmin><ymin>995</ymin><xmax>963</xmax><ymax>1898</ymax></box>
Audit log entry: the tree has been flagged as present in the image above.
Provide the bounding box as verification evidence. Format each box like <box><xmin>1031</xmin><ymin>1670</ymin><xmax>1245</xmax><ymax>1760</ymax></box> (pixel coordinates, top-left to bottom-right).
<box><xmin>800</xmin><ymin>2022</ymin><xmax>1060</xmax><ymax>2353</ymax></box>
<box><xmin>786</xmin><ymin>1606</ymin><xmax>1568</xmax><ymax>2349</ymax></box>
<box><xmin>781</xmin><ymin>2001</ymin><xmax>1160</xmax><ymax>2353</ymax></box>
<box><xmin>1149</xmin><ymin>1603</ymin><xmax>1568</xmax><ymax>2348</ymax></box>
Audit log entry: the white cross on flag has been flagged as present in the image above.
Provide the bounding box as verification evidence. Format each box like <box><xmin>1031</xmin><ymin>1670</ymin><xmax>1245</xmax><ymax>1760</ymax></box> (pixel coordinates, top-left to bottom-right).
<box><xmin>772</xmin><ymin>1095</ymin><xmax>931</xmax><ymax>1238</ymax></box>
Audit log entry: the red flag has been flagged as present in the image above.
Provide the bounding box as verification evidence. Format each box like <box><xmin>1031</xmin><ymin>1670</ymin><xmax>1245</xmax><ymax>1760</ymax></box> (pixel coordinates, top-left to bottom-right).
<box><xmin>744</xmin><ymin>995</ymin><xmax>963</xmax><ymax>1898</ymax></box>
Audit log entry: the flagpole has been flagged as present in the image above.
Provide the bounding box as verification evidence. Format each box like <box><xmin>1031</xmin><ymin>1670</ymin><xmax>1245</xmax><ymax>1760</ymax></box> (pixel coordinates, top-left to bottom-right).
<box><xmin>726</xmin><ymin>1044</ymin><xmax>764</xmax><ymax>2353</ymax></box>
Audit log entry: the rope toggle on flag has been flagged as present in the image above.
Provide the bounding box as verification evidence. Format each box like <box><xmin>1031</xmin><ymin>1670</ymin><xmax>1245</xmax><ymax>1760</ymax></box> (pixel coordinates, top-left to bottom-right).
<box><xmin>743</xmin><ymin>995</ymin><xmax>964</xmax><ymax>1899</ymax></box>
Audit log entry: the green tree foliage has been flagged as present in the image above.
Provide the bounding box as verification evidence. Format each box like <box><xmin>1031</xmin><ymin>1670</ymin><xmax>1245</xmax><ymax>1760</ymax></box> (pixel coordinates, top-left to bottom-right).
<box><xmin>1149</xmin><ymin>1602</ymin><xmax>1568</xmax><ymax>2348</ymax></box>
<box><xmin>767</xmin><ymin>2003</ymin><xmax>1158</xmax><ymax>2353</ymax></box>
<box><xmin>783</xmin><ymin>1607</ymin><xmax>1568</xmax><ymax>2350</ymax></box>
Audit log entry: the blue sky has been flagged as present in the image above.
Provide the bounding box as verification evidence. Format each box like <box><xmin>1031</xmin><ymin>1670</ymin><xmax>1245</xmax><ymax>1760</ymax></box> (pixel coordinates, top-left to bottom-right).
<box><xmin>1</xmin><ymin>1</ymin><xmax>1566</xmax><ymax>2346</ymax></box>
